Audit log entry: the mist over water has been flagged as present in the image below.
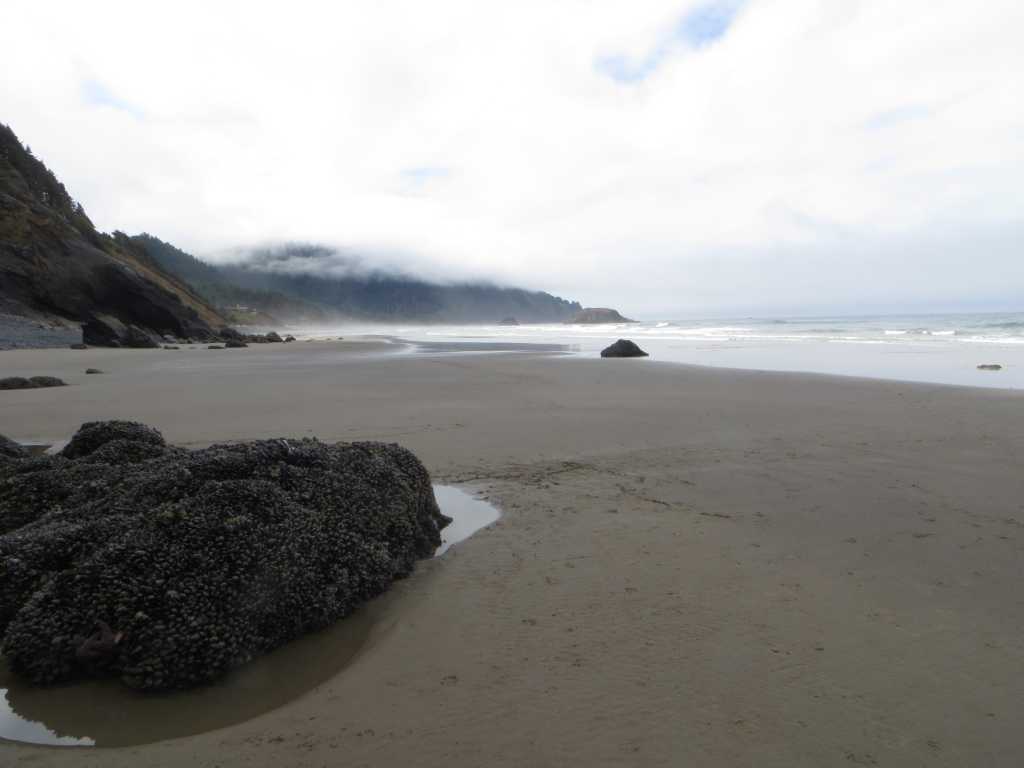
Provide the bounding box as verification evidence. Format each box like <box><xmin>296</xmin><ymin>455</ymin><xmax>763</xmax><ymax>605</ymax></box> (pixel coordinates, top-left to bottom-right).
<box><xmin>288</xmin><ymin>311</ymin><xmax>1024</xmax><ymax>390</ymax></box>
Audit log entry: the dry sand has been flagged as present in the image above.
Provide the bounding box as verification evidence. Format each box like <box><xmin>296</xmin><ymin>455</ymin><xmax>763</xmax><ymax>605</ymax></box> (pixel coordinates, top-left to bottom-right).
<box><xmin>1</xmin><ymin>340</ymin><xmax>1023</xmax><ymax>766</ymax></box>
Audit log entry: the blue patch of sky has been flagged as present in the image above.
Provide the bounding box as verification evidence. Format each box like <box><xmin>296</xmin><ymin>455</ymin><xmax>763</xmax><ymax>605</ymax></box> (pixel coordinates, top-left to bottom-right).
<box><xmin>864</xmin><ymin>104</ymin><xmax>933</xmax><ymax>130</ymax></box>
<box><xmin>676</xmin><ymin>2</ymin><xmax>737</xmax><ymax>47</ymax></box>
<box><xmin>595</xmin><ymin>1</ymin><xmax>742</xmax><ymax>84</ymax></box>
<box><xmin>81</xmin><ymin>79</ymin><xmax>145</xmax><ymax>118</ymax></box>
<box><xmin>401</xmin><ymin>166</ymin><xmax>450</xmax><ymax>184</ymax></box>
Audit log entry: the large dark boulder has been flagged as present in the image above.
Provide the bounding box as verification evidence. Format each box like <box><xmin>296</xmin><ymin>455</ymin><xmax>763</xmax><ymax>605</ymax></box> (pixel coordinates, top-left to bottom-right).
<box><xmin>218</xmin><ymin>326</ymin><xmax>244</xmax><ymax>342</ymax></box>
<box><xmin>265</xmin><ymin>331</ymin><xmax>284</xmax><ymax>343</ymax></box>
<box><xmin>82</xmin><ymin>315</ymin><xmax>161</xmax><ymax>348</ymax></box>
<box><xmin>600</xmin><ymin>339</ymin><xmax>649</xmax><ymax>358</ymax></box>
<box><xmin>0</xmin><ymin>421</ymin><xmax>449</xmax><ymax>691</ymax></box>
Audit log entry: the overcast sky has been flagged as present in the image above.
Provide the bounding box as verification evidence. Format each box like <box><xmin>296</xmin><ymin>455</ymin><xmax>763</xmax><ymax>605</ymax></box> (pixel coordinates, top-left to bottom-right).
<box><xmin>3</xmin><ymin>0</ymin><xmax>1022</xmax><ymax>317</ymax></box>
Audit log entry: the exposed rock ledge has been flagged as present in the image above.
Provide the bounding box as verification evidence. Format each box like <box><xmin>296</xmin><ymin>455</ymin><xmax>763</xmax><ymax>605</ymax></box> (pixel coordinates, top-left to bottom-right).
<box><xmin>0</xmin><ymin>421</ymin><xmax>449</xmax><ymax>691</ymax></box>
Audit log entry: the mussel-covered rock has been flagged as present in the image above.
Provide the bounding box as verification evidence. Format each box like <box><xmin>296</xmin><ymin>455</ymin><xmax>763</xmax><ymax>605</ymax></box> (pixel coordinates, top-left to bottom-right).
<box><xmin>0</xmin><ymin>435</ymin><xmax>27</xmax><ymax>460</ymax></box>
<box><xmin>0</xmin><ymin>376</ymin><xmax>67</xmax><ymax>390</ymax></box>
<box><xmin>0</xmin><ymin>421</ymin><xmax>449</xmax><ymax>691</ymax></box>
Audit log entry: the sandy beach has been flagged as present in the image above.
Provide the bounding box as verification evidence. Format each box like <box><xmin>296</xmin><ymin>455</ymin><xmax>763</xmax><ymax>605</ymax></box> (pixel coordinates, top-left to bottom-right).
<box><xmin>2</xmin><ymin>341</ymin><xmax>1023</xmax><ymax>766</ymax></box>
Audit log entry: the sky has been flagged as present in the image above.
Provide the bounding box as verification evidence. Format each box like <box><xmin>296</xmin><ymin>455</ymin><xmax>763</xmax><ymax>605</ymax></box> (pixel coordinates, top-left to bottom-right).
<box><xmin>2</xmin><ymin>0</ymin><xmax>1023</xmax><ymax>317</ymax></box>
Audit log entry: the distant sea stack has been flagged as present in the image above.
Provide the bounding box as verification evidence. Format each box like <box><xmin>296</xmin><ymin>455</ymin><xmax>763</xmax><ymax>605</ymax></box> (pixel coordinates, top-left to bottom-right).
<box><xmin>497</xmin><ymin>317</ymin><xmax>520</xmax><ymax>326</ymax></box>
<box><xmin>569</xmin><ymin>308</ymin><xmax>634</xmax><ymax>324</ymax></box>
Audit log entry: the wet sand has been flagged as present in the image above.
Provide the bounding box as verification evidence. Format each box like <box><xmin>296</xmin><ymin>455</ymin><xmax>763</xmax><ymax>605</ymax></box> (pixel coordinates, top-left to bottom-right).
<box><xmin>1</xmin><ymin>340</ymin><xmax>1023</xmax><ymax>766</ymax></box>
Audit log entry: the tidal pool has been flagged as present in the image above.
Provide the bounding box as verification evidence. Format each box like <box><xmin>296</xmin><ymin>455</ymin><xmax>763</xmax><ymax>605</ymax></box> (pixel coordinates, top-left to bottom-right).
<box><xmin>0</xmin><ymin>484</ymin><xmax>499</xmax><ymax>747</ymax></box>
<box><xmin>432</xmin><ymin>485</ymin><xmax>501</xmax><ymax>556</ymax></box>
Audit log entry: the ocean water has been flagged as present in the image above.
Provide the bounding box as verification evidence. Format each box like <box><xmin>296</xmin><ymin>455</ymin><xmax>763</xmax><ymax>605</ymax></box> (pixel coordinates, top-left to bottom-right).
<box><xmin>291</xmin><ymin>311</ymin><xmax>1024</xmax><ymax>390</ymax></box>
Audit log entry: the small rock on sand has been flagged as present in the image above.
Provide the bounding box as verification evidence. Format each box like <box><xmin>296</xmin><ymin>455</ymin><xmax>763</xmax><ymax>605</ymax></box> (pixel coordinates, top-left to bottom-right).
<box><xmin>977</xmin><ymin>364</ymin><xmax>1003</xmax><ymax>371</ymax></box>
<box><xmin>600</xmin><ymin>339</ymin><xmax>649</xmax><ymax>358</ymax></box>
<box><xmin>0</xmin><ymin>376</ymin><xmax>67</xmax><ymax>390</ymax></box>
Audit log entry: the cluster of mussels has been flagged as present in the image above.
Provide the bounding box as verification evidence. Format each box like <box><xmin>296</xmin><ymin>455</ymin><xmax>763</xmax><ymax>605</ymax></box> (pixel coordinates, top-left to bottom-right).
<box><xmin>0</xmin><ymin>421</ymin><xmax>448</xmax><ymax>691</ymax></box>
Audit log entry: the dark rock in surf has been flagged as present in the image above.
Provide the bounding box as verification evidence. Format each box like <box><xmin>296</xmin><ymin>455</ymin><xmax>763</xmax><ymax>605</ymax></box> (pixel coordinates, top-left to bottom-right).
<box><xmin>497</xmin><ymin>317</ymin><xmax>519</xmax><ymax>326</ymax></box>
<box><xmin>0</xmin><ymin>420</ymin><xmax>448</xmax><ymax>691</ymax></box>
<box><xmin>600</xmin><ymin>339</ymin><xmax>649</xmax><ymax>358</ymax></box>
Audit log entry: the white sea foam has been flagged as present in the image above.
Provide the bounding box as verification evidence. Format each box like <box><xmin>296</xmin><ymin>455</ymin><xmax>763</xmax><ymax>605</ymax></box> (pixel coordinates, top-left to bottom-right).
<box><xmin>284</xmin><ymin>311</ymin><xmax>1024</xmax><ymax>388</ymax></box>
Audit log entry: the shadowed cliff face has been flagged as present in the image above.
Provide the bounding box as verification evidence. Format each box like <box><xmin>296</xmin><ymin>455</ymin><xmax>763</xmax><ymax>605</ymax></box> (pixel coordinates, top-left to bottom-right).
<box><xmin>0</xmin><ymin>123</ymin><xmax>223</xmax><ymax>339</ymax></box>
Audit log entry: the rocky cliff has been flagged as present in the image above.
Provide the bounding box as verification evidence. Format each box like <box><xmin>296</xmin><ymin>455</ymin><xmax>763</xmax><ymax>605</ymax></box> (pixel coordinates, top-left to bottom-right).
<box><xmin>0</xmin><ymin>124</ymin><xmax>224</xmax><ymax>343</ymax></box>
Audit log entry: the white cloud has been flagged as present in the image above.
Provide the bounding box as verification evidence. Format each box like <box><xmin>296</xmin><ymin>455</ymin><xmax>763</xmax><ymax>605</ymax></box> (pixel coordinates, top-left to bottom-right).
<box><xmin>2</xmin><ymin>0</ymin><xmax>1022</xmax><ymax>315</ymax></box>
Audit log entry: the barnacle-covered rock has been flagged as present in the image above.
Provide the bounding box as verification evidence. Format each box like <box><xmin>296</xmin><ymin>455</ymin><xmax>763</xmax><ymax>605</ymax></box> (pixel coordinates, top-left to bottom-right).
<box><xmin>0</xmin><ymin>421</ymin><xmax>448</xmax><ymax>691</ymax></box>
<box><xmin>0</xmin><ymin>435</ymin><xmax>28</xmax><ymax>460</ymax></box>
<box><xmin>60</xmin><ymin>420</ymin><xmax>166</xmax><ymax>459</ymax></box>
<box><xmin>0</xmin><ymin>376</ymin><xmax>67</xmax><ymax>390</ymax></box>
